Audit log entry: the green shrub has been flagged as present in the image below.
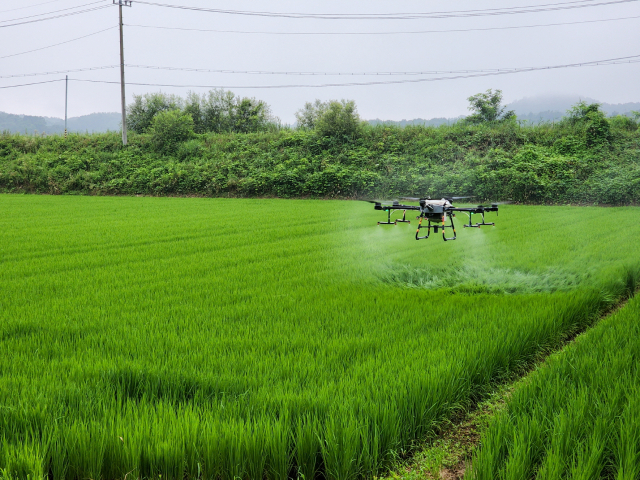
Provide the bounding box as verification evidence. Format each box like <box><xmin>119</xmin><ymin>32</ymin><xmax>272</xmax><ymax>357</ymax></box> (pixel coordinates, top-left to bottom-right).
<box><xmin>585</xmin><ymin>111</ymin><xmax>611</xmax><ymax>147</ymax></box>
<box><xmin>149</xmin><ymin>110</ymin><xmax>195</xmax><ymax>155</ymax></box>
<box><xmin>608</xmin><ymin>115</ymin><xmax>637</xmax><ymax>132</ymax></box>
<box><xmin>176</xmin><ymin>139</ymin><xmax>204</xmax><ymax>162</ymax></box>
<box><xmin>127</xmin><ymin>92</ymin><xmax>183</xmax><ymax>134</ymax></box>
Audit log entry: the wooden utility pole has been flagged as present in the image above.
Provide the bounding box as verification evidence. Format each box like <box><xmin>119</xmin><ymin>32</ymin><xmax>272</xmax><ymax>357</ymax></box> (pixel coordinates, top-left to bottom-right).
<box><xmin>64</xmin><ymin>75</ymin><xmax>68</xmax><ymax>138</ymax></box>
<box><xmin>114</xmin><ymin>0</ymin><xmax>132</xmax><ymax>145</ymax></box>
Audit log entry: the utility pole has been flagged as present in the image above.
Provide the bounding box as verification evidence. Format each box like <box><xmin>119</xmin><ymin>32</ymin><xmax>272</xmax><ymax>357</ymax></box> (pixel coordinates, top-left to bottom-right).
<box><xmin>64</xmin><ymin>75</ymin><xmax>68</xmax><ymax>138</ymax></box>
<box><xmin>114</xmin><ymin>0</ymin><xmax>132</xmax><ymax>146</ymax></box>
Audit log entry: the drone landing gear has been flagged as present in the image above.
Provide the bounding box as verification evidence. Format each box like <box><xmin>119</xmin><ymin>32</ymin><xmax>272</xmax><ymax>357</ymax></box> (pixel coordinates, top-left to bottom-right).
<box><xmin>378</xmin><ymin>209</ymin><xmax>411</xmax><ymax>226</ymax></box>
<box><xmin>415</xmin><ymin>217</ymin><xmax>429</xmax><ymax>240</ymax></box>
<box><xmin>415</xmin><ymin>215</ymin><xmax>457</xmax><ymax>241</ymax></box>
<box><xmin>463</xmin><ymin>212</ymin><xmax>495</xmax><ymax>228</ymax></box>
<box><xmin>443</xmin><ymin>214</ymin><xmax>457</xmax><ymax>241</ymax></box>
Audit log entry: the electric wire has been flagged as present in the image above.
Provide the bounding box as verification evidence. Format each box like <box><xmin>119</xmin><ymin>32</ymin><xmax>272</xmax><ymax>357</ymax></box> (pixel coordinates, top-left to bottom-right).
<box><xmin>54</xmin><ymin>54</ymin><xmax>640</xmax><ymax>89</ymax></box>
<box><xmin>0</xmin><ymin>66</ymin><xmax>118</xmax><ymax>79</ymax></box>
<box><xmin>135</xmin><ymin>0</ymin><xmax>604</xmax><ymax>18</ymax></box>
<box><xmin>0</xmin><ymin>5</ymin><xmax>110</xmax><ymax>28</ymax></box>
<box><xmin>127</xmin><ymin>14</ymin><xmax>640</xmax><ymax>35</ymax></box>
<box><xmin>0</xmin><ymin>0</ymin><xmax>107</xmax><ymax>24</ymax></box>
<box><xmin>2</xmin><ymin>55</ymin><xmax>638</xmax><ymax>89</ymax></box>
<box><xmin>123</xmin><ymin>59</ymin><xmax>637</xmax><ymax>76</ymax></box>
<box><xmin>6</xmin><ymin>53</ymin><xmax>640</xmax><ymax>80</ymax></box>
<box><xmin>0</xmin><ymin>26</ymin><xmax>117</xmax><ymax>60</ymax></box>
<box><xmin>0</xmin><ymin>0</ymin><xmax>66</xmax><ymax>14</ymax></box>
<box><xmin>0</xmin><ymin>79</ymin><xmax>65</xmax><ymax>89</ymax></box>
<box><xmin>134</xmin><ymin>0</ymin><xmax>639</xmax><ymax>20</ymax></box>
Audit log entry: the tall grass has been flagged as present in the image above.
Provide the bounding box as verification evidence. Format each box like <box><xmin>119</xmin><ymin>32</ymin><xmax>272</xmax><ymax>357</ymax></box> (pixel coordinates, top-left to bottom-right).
<box><xmin>1</xmin><ymin>195</ymin><xmax>639</xmax><ymax>479</ymax></box>
<box><xmin>468</xmin><ymin>289</ymin><xmax>640</xmax><ymax>480</ymax></box>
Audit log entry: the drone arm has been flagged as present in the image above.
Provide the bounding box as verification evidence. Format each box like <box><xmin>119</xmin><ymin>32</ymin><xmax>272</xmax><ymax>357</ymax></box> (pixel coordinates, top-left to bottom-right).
<box><xmin>452</xmin><ymin>206</ymin><xmax>497</xmax><ymax>228</ymax></box>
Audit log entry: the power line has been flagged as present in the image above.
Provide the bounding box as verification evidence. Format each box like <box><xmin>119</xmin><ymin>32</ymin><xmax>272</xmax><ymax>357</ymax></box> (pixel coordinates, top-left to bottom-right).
<box><xmin>122</xmin><ymin>63</ymin><xmax>605</xmax><ymax>76</ymax></box>
<box><xmin>0</xmin><ymin>5</ymin><xmax>110</xmax><ymax>28</ymax></box>
<box><xmin>0</xmin><ymin>0</ymin><xmax>66</xmax><ymax>14</ymax></box>
<box><xmin>0</xmin><ymin>0</ymin><xmax>106</xmax><ymax>24</ymax></box>
<box><xmin>127</xmin><ymin>14</ymin><xmax>640</xmax><ymax>35</ymax></box>
<box><xmin>0</xmin><ymin>26</ymin><xmax>117</xmax><ymax>60</ymax></box>
<box><xmin>0</xmin><ymin>66</ymin><xmax>118</xmax><ymax>79</ymax></box>
<box><xmin>0</xmin><ymin>79</ymin><xmax>65</xmax><ymax>89</ymax></box>
<box><xmin>4</xmin><ymin>53</ymin><xmax>640</xmax><ymax>82</ymax></box>
<box><xmin>134</xmin><ymin>0</ymin><xmax>639</xmax><ymax>20</ymax></box>
<box><xmin>2</xmin><ymin>54</ymin><xmax>639</xmax><ymax>89</ymax></box>
<box><xmin>136</xmin><ymin>0</ymin><xmax>602</xmax><ymax>19</ymax></box>
<box><xmin>7</xmin><ymin>52</ymin><xmax>640</xmax><ymax>79</ymax></box>
<box><xmin>1</xmin><ymin>57</ymin><xmax>638</xmax><ymax>90</ymax></box>
<box><xmin>52</xmin><ymin>54</ymin><xmax>638</xmax><ymax>89</ymax></box>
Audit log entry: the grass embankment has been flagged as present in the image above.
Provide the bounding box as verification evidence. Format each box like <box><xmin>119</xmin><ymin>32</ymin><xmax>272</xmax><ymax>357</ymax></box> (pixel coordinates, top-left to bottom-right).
<box><xmin>1</xmin><ymin>196</ymin><xmax>639</xmax><ymax>479</ymax></box>
<box><xmin>1</xmin><ymin>117</ymin><xmax>639</xmax><ymax>204</ymax></box>
<box><xmin>469</xmin><ymin>289</ymin><xmax>640</xmax><ymax>479</ymax></box>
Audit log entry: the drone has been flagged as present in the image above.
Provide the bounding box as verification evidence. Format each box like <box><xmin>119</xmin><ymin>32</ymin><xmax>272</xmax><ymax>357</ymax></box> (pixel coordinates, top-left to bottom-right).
<box><xmin>368</xmin><ymin>197</ymin><xmax>501</xmax><ymax>241</ymax></box>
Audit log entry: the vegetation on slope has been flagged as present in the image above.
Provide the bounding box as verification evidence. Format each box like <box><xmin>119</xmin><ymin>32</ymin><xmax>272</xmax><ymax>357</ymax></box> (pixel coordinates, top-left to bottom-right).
<box><xmin>0</xmin><ymin>94</ymin><xmax>638</xmax><ymax>204</ymax></box>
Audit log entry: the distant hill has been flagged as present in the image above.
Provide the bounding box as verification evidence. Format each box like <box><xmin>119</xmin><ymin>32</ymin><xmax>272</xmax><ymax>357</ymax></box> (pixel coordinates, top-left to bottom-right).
<box><xmin>507</xmin><ymin>95</ymin><xmax>640</xmax><ymax>117</ymax></box>
<box><xmin>507</xmin><ymin>95</ymin><xmax>640</xmax><ymax>123</ymax></box>
<box><xmin>0</xmin><ymin>112</ymin><xmax>120</xmax><ymax>134</ymax></box>
<box><xmin>368</xmin><ymin>116</ymin><xmax>464</xmax><ymax>128</ymax></box>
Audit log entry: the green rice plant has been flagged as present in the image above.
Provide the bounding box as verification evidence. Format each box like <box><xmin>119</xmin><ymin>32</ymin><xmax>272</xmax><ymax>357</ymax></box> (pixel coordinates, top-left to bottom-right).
<box><xmin>294</xmin><ymin>414</ymin><xmax>321</xmax><ymax>480</ymax></box>
<box><xmin>468</xmin><ymin>294</ymin><xmax>640</xmax><ymax>480</ymax></box>
<box><xmin>0</xmin><ymin>437</ymin><xmax>45</xmax><ymax>480</ymax></box>
<box><xmin>1</xmin><ymin>195</ymin><xmax>639</xmax><ymax>479</ymax></box>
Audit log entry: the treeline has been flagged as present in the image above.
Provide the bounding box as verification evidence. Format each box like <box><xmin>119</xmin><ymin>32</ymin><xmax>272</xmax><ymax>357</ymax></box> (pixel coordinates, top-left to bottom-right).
<box><xmin>127</xmin><ymin>90</ymin><xmax>277</xmax><ymax>135</ymax></box>
<box><xmin>0</xmin><ymin>90</ymin><xmax>639</xmax><ymax>204</ymax></box>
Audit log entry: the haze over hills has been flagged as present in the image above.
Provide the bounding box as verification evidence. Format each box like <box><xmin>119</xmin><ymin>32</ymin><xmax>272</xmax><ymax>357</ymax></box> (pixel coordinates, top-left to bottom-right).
<box><xmin>508</xmin><ymin>95</ymin><xmax>640</xmax><ymax>123</ymax></box>
<box><xmin>0</xmin><ymin>112</ymin><xmax>120</xmax><ymax>135</ymax></box>
<box><xmin>368</xmin><ymin>95</ymin><xmax>640</xmax><ymax>127</ymax></box>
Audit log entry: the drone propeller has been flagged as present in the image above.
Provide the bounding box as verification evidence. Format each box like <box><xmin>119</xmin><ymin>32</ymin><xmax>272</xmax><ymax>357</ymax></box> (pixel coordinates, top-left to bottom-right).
<box><xmin>449</xmin><ymin>196</ymin><xmax>475</xmax><ymax>200</ymax></box>
<box><xmin>400</xmin><ymin>197</ymin><xmax>421</xmax><ymax>201</ymax></box>
<box><xmin>476</xmin><ymin>201</ymin><xmax>512</xmax><ymax>207</ymax></box>
<box><xmin>363</xmin><ymin>199</ymin><xmax>401</xmax><ymax>205</ymax></box>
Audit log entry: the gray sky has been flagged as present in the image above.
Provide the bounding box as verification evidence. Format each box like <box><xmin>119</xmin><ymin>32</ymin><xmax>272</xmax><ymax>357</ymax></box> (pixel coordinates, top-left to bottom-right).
<box><xmin>1</xmin><ymin>0</ymin><xmax>639</xmax><ymax>123</ymax></box>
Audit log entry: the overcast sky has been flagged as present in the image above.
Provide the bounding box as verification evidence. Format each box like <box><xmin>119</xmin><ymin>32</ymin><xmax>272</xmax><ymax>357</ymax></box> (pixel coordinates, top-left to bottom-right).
<box><xmin>1</xmin><ymin>0</ymin><xmax>639</xmax><ymax>123</ymax></box>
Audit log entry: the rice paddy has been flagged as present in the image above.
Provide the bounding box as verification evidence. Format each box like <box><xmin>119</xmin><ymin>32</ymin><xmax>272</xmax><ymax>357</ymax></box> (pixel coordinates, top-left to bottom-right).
<box><xmin>1</xmin><ymin>195</ymin><xmax>639</xmax><ymax>479</ymax></box>
<box><xmin>469</xmin><ymin>293</ymin><xmax>640</xmax><ymax>480</ymax></box>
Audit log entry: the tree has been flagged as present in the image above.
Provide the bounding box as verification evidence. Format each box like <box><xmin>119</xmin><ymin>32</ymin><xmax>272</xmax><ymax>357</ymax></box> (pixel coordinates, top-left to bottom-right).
<box><xmin>180</xmin><ymin>90</ymin><xmax>274</xmax><ymax>134</ymax></box>
<box><xmin>128</xmin><ymin>90</ymin><xmax>276</xmax><ymax>135</ymax></box>
<box><xmin>295</xmin><ymin>99</ymin><xmax>329</xmax><ymax>130</ymax></box>
<box><xmin>232</xmin><ymin>97</ymin><xmax>271</xmax><ymax>133</ymax></box>
<box><xmin>464</xmin><ymin>89</ymin><xmax>515</xmax><ymax>124</ymax></box>
<box><xmin>126</xmin><ymin>93</ymin><xmax>183</xmax><ymax>133</ymax></box>
<box><xmin>295</xmin><ymin>99</ymin><xmax>362</xmax><ymax>138</ymax></box>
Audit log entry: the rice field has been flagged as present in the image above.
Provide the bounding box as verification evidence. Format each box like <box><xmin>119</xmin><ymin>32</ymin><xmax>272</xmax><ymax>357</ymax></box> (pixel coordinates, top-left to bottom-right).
<box><xmin>1</xmin><ymin>195</ymin><xmax>639</xmax><ymax>480</ymax></box>
<box><xmin>469</xmin><ymin>293</ymin><xmax>640</xmax><ymax>480</ymax></box>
